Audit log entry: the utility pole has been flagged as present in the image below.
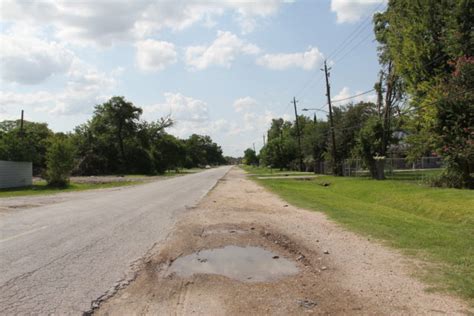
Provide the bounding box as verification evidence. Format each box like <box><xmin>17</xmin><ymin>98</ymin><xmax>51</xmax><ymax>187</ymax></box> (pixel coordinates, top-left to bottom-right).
<box><xmin>263</xmin><ymin>134</ymin><xmax>266</xmax><ymax>147</ymax></box>
<box><xmin>322</xmin><ymin>60</ymin><xmax>340</xmax><ymax>176</ymax></box>
<box><xmin>293</xmin><ymin>97</ymin><xmax>303</xmax><ymax>171</ymax></box>
<box><xmin>253</xmin><ymin>142</ymin><xmax>256</xmax><ymax>152</ymax></box>
<box><xmin>19</xmin><ymin>110</ymin><xmax>24</xmax><ymax>137</ymax></box>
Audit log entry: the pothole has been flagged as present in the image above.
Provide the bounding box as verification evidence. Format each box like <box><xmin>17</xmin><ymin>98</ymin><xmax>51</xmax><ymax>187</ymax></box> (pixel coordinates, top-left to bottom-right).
<box><xmin>166</xmin><ymin>245</ymin><xmax>299</xmax><ymax>282</ymax></box>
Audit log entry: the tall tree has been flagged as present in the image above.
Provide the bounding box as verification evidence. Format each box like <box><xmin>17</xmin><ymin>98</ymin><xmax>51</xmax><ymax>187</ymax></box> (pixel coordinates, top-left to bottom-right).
<box><xmin>374</xmin><ymin>0</ymin><xmax>473</xmax><ymax>186</ymax></box>
<box><xmin>92</xmin><ymin>96</ymin><xmax>142</xmax><ymax>169</ymax></box>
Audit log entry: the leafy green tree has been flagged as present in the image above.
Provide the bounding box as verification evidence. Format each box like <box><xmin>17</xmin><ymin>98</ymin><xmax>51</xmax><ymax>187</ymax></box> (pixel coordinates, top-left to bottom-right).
<box><xmin>374</xmin><ymin>0</ymin><xmax>473</xmax><ymax>186</ymax></box>
<box><xmin>45</xmin><ymin>136</ymin><xmax>76</xmax><ymax>187</ymax></box>
<box><xmin>92</xmin><ymin>96</ymin><xmax>143</xmax><ymax>171</ymax></box>
<box><xmin>153</xmin><ymin>134</ymin><xmax>185</xmax><ymax>173</ymax></box>
<box><xmin>243</xmin><ymin>148</ymin><xmax>258</xmax><ymax>165</ymax></box>
<box><xmin>430</xmin><ymin>57</ymin><xmax>474</xmax><ymax>188</ymax></box>
<box><xmin>355</xmin><ymin>117</ymin><xmax>386</xmax><ymax>179</ymax></box>
<box><xmin>330</xmin><ymin>102</ymin><xmax>375</xmax><ymax>167</ymax></box>
<box><xmin>0</xmin><ymin>120</ymin><xmax>53</xmax><ymax>173</ymax></box>
<box><xmin>184</xmin><ymin>134</ymin><xmax>225</xmax><ymax>168</ymax></box>
<box><xmin>301</xmin><ymin>118</ymin><xmax>329</xmax><ymax>173</ymax></box>
<box><xmin>260</xmin><ymin>119</ymin><xmax>297</xmax><ymax>169</ymax></box>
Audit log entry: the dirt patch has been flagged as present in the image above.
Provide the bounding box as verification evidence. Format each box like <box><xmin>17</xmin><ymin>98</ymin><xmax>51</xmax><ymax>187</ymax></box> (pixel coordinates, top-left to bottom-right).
<box><xmin>95</xmin><ymin>168</ymin><xmax>472</xmax><ymax>315</ymax></box>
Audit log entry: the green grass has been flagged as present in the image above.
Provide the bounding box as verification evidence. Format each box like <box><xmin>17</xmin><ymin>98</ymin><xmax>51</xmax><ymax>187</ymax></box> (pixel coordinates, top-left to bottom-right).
<box><xmin>241</xmin><ymin>165</ymin><xmax>313</xmax><ymax>176</ymax></box>
<box><xmin>245</xmin><ymin>168</ymin><xmax>474</xmax><ymax>302</ymax></box>
<box><xmin>0</xmin><ymin>180</ymin><xmax>143</xmax><ymax>198</ymax></box>
<box><xmin>0</xmin><ymin>168</ymin><xmax>204</xmax><ymax>198</ymax></box>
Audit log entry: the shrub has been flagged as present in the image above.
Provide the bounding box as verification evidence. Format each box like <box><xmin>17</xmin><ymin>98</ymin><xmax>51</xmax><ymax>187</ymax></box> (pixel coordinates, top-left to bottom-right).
<box><xmin>45</xmin><ymin>137</ymin><xmax>76</xmax><ymax>187</ymax></box>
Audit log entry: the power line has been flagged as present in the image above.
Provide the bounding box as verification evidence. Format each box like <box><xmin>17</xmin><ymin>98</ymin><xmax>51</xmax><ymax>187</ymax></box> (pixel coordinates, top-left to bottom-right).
<box><xmin>333</xmin><ymin>33</ymin><xmax>375</xmax><ymax>66</ymax></box>
<box><xmin>301</xmin><ymin>88</ymin><xmax>376</xmax><ymax>113</ymax></box>
<box><xmin>326</xmin><ymin>1</ymin><xmax>385</xmax><ymax>61</ymax></box>
<box><xmin>331</xmin><ymin>89</ymin><xmax>375</xmax><ymax>104</ymax></box>
<box><xmin>291</xmin><ymin>1</ymin><xmax>385</xmax><ymax>104</ymax></box>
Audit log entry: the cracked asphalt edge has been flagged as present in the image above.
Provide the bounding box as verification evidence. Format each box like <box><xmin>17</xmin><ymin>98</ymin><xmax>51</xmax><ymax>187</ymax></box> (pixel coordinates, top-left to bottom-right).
<box><xmin>82</xmin><ymin>167</ymin><xmax>231</xmax><ymax>315</ymax></box>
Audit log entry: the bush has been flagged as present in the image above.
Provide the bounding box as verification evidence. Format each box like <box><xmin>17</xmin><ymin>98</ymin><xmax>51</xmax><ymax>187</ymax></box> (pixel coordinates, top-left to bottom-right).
<box><xmin>425</xmin><ymin>168</ymin><xmax>469</xmax><ymax>189</ymax></box>
<box><xmin>45</xmin><ymin>137</ymin><xmax>76</xmax><ymax>187</ymax></box>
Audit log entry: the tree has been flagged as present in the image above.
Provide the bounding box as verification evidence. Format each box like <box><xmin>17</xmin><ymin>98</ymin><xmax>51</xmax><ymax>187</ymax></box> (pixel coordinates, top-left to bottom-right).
<box><xmin>0</xmin><ymin>120</ymin><xmax>53</xmax><ymax>174</ymax></box>
<box><xmin>92</xmin><ymin>96</ymin><xmax>143</xmax><ymax>171</ymax></box>
<box><xmin>153</xmin><ymin>134</ymin><xmax>185</xmax><ymax>173</ymax></box>
<box><xmin>330</xmin><ymin>102</ymin><xmax>375</xmax><ymax>164</ymax></box>
<box><xmin>243</xmin><ymin>148</ymin><xmax>258</xmax><ymax>165</ymax></box>
<box><xmin>355</xmin><ymin>117</ymin><xmax>386</xmax><ymax>179</ymax></box>
<box><xmin>374</xmin><ymin>0</ymin><xmax>473</xmax><ymax>186</ymax></box>
<box><xmin>301</xmin><ymin>118</ymin><xmax>329</xmax><ymax>173</ymax></box>
<box><xmin>430</xmin><ymin>57</ymin><xmax>474</xmax><ymax>188</ymax></box>
<box><xmin>45</xmin><ymin>136</ymin><xmax>76</xmax><ymax>187</ymax></box>
<box><xmin>183</xmin><ymin>134</ymin><xmax>225</xmax><ymax>168</ymax></box>
<box><xmin>260</xmin><ymin>119</ymin><xmax>297</xmax><ymax>169</ymax></box>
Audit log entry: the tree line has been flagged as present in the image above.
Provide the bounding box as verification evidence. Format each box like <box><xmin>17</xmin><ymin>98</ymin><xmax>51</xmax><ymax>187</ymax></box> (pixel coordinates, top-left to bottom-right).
<box><xmin>0</xmin><ymin>96</ymin><xmax>226</xmax><ymax>186</ymax></box>
<box><xmin>244</xmin><ymin>0</ymin><xmax>473</xmax><ymax>189</ymax></box>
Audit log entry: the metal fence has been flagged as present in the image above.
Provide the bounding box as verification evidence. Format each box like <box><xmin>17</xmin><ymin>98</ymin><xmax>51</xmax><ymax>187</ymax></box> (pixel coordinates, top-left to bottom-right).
<box><xmin>318</xmin><ymin>157</ymin><xmax>443</xmax><ymax>177</ymax></box>
<box><xmin>0</xmin><ymin>160</ymin><xmax>33</xmax><ymax>188</ymax></box>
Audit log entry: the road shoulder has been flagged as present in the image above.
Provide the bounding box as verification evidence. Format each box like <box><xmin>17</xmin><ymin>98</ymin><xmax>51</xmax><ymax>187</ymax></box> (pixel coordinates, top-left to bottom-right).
<box><xmin>96</xmin><ymin>167</ymin><xmax>471</xmax><ymax>315</ymax></box>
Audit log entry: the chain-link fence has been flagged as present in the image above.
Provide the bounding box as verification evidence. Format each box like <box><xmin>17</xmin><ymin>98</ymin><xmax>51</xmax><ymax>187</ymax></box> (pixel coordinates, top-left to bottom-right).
<box><xmin>317</xmin><ymin>157</ymin><xmax>443</xmax><ymax>178</ymax></box>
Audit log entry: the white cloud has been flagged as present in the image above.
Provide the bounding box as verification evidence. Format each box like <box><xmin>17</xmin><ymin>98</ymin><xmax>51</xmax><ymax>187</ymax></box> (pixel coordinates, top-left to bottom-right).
<box><xmin>0</xmin><ymin>60</ymin><xmax>119</xmax><ymax>116</ymax></box>
<box><xmin>185</xmin><ymin>31</ymin><xmax>260</xmax><ymax>70</ymax></box>
<box><xmin>333</xmin><ymin>87</ymin><xmax>376</xmax><ymax>104</ymax></box>
<box><xmin>233</xmin><ymin>97</ymin><xmax>258</xmax><ymax>112</ymax></box>
<box><xmin>0</xmin><ymin>29</ymin><xmax>74</xmax><ymax>84</ymax></box>
<box><xmin>226</xmin><ymin>0</ymin><xmax>282</xmax><ymax>33</ymax></box>
<box><xmin>0</xmin><ymin>1</ymin><xmax>286</xmax><ymax>46</ymax></box>
<box><xmin>135</xmin><ymin>39</ymin><xmax>177</xmax><ymax>72</ymax></box>
<box><xmin>145</xmin><ymin>92</ymin><xmax>209</xmax><ymax>123</ymax></box>
<box><xmin>331</xmin><ymin>0</ymin><xmax>386</xmax><ymax>24</ymax></box>
<box><xmin>256</xmin><ymin>47</ymin><xmax>324</xmax><ymax>70</ymax></box>
<box><xmin>143</xmin><ymin>92</ymin><xmax>235</xmax><ymax>139</ymax></box>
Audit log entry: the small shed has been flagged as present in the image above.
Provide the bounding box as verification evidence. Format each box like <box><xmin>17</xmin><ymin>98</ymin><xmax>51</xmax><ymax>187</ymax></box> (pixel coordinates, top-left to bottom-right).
<box><xmin>0</xmin><ymin>160</ymin><xmax>33</xmax><ymax>189</ymax></box>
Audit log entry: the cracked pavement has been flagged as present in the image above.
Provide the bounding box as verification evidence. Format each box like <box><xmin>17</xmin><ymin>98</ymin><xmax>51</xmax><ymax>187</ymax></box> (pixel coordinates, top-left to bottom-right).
<box><xmin>0</xmin><ymin>166</ymin><xmax>230</xmax><ymax>315</ymax></box>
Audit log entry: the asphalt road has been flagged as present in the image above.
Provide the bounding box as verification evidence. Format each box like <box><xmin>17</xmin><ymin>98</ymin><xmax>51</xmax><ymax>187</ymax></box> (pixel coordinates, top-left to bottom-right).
<box><xmin>0</xmin><ymin>166</ymin><xmax>231</xmax><ymax>315</ymax></box>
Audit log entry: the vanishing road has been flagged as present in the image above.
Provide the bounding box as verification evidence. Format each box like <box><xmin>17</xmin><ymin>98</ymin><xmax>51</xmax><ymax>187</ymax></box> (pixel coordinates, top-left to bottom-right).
<box><xmin>0</xmin><ymin>166</ymin><xmax>230</xmax><ymax>315</ymax></box>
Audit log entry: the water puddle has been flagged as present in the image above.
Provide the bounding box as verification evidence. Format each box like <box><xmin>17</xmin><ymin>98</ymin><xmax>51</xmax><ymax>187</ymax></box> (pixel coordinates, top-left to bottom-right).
<box><xmin>167</xmin><ymin>246</ymin><xmax>299</xmax><ymax>282</ymax></box>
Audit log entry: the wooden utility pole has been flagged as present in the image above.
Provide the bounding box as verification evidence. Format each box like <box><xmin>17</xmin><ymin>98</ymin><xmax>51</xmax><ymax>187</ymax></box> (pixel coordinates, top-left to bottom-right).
<box><xmin>293</xmin><ymin>97</ymin><xmax>303</xmax><ymax>171</ymax></box>
<box><xmin>322</xmin><ymin>60</ymin><xmax>340</xmax><ymax>176</ymax></box>
<box><xmin>19</xmin><ymin>110</ymin><xmax>24</xmax><ymax>137</ymax></box>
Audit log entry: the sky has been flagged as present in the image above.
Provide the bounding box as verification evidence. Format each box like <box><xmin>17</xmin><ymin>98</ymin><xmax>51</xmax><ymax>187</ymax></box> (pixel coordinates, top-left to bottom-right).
<box><xmin>0</xmin><ymin>0</ymin><xmax>386</xmax><ymax>157</ymax></box>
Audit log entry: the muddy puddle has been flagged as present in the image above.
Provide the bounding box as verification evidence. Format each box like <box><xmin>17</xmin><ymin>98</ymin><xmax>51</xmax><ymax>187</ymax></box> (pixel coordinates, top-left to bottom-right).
<box><xmin>166</xmin><ymin>245</ymin><xmax>299</xmax><ymax>282</ymax></box>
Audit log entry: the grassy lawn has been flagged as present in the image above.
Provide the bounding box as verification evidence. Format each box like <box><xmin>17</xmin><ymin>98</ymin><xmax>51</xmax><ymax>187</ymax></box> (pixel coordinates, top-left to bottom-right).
<box><xmin>0</xmin><ymin>180</ymin><xmax>143</xmax><ymax>198</ymax></box>
<box><xmin>242</xmin><ymin>165</ymin><xmax>474</xmax><ymax>302</ymax></box>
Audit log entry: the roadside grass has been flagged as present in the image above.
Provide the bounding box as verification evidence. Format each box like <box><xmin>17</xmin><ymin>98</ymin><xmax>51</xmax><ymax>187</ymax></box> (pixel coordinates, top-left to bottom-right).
<box><xmin>244</xmin><ymin>167</ymin><xmax>474</xmax><ymax>302</ymax></box>
<box><xmin>124</xmin><ymin>168</ymin><xmax>203</xmax><ymax>178</ymax></box>
<box><xmin>0</xmin><ymin>168</ymin><xmax>205</xmax><ymax>198</ymax></box>
<box><xmin>0</xmin><ymin>180</ymin><xmax>143</xmax><ymax>198</ymax></box>
<box><xmin>241</xmin><ymin>165</ymin><xmax>313</xmax><ymax>176</ymax></box>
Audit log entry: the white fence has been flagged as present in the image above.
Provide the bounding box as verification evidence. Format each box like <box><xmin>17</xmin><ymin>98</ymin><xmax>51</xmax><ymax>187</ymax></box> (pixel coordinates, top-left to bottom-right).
<box><xmin>0</xmin><ymin>160</ymin><xmax>33</xmax><ymax>189</ymax></box>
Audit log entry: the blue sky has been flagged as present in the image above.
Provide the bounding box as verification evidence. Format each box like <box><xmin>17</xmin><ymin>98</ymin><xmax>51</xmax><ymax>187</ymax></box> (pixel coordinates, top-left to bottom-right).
<box><xmin>0</xmin><ymin>0</ymin><xmax>386</xmax><ymax>156</ymax></box>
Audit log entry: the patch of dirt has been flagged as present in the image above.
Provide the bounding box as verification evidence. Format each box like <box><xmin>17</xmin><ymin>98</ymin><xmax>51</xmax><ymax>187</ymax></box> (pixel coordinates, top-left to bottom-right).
<box><xmin>95</xmin><ymin>168</ymin><xmax>472</xmax><ymax>315</ymax></box>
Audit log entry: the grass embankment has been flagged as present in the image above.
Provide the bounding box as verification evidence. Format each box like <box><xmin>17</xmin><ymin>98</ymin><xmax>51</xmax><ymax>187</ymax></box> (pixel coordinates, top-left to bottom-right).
<box><xmin>242</xmin><ymin>165</ymin><xmax>474</xmax><ymax>302</ymax></box>
<box><xmin>0</xmin><ymin>180</ymin><xmax>143</xmax><ymax>198</ymax></box>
